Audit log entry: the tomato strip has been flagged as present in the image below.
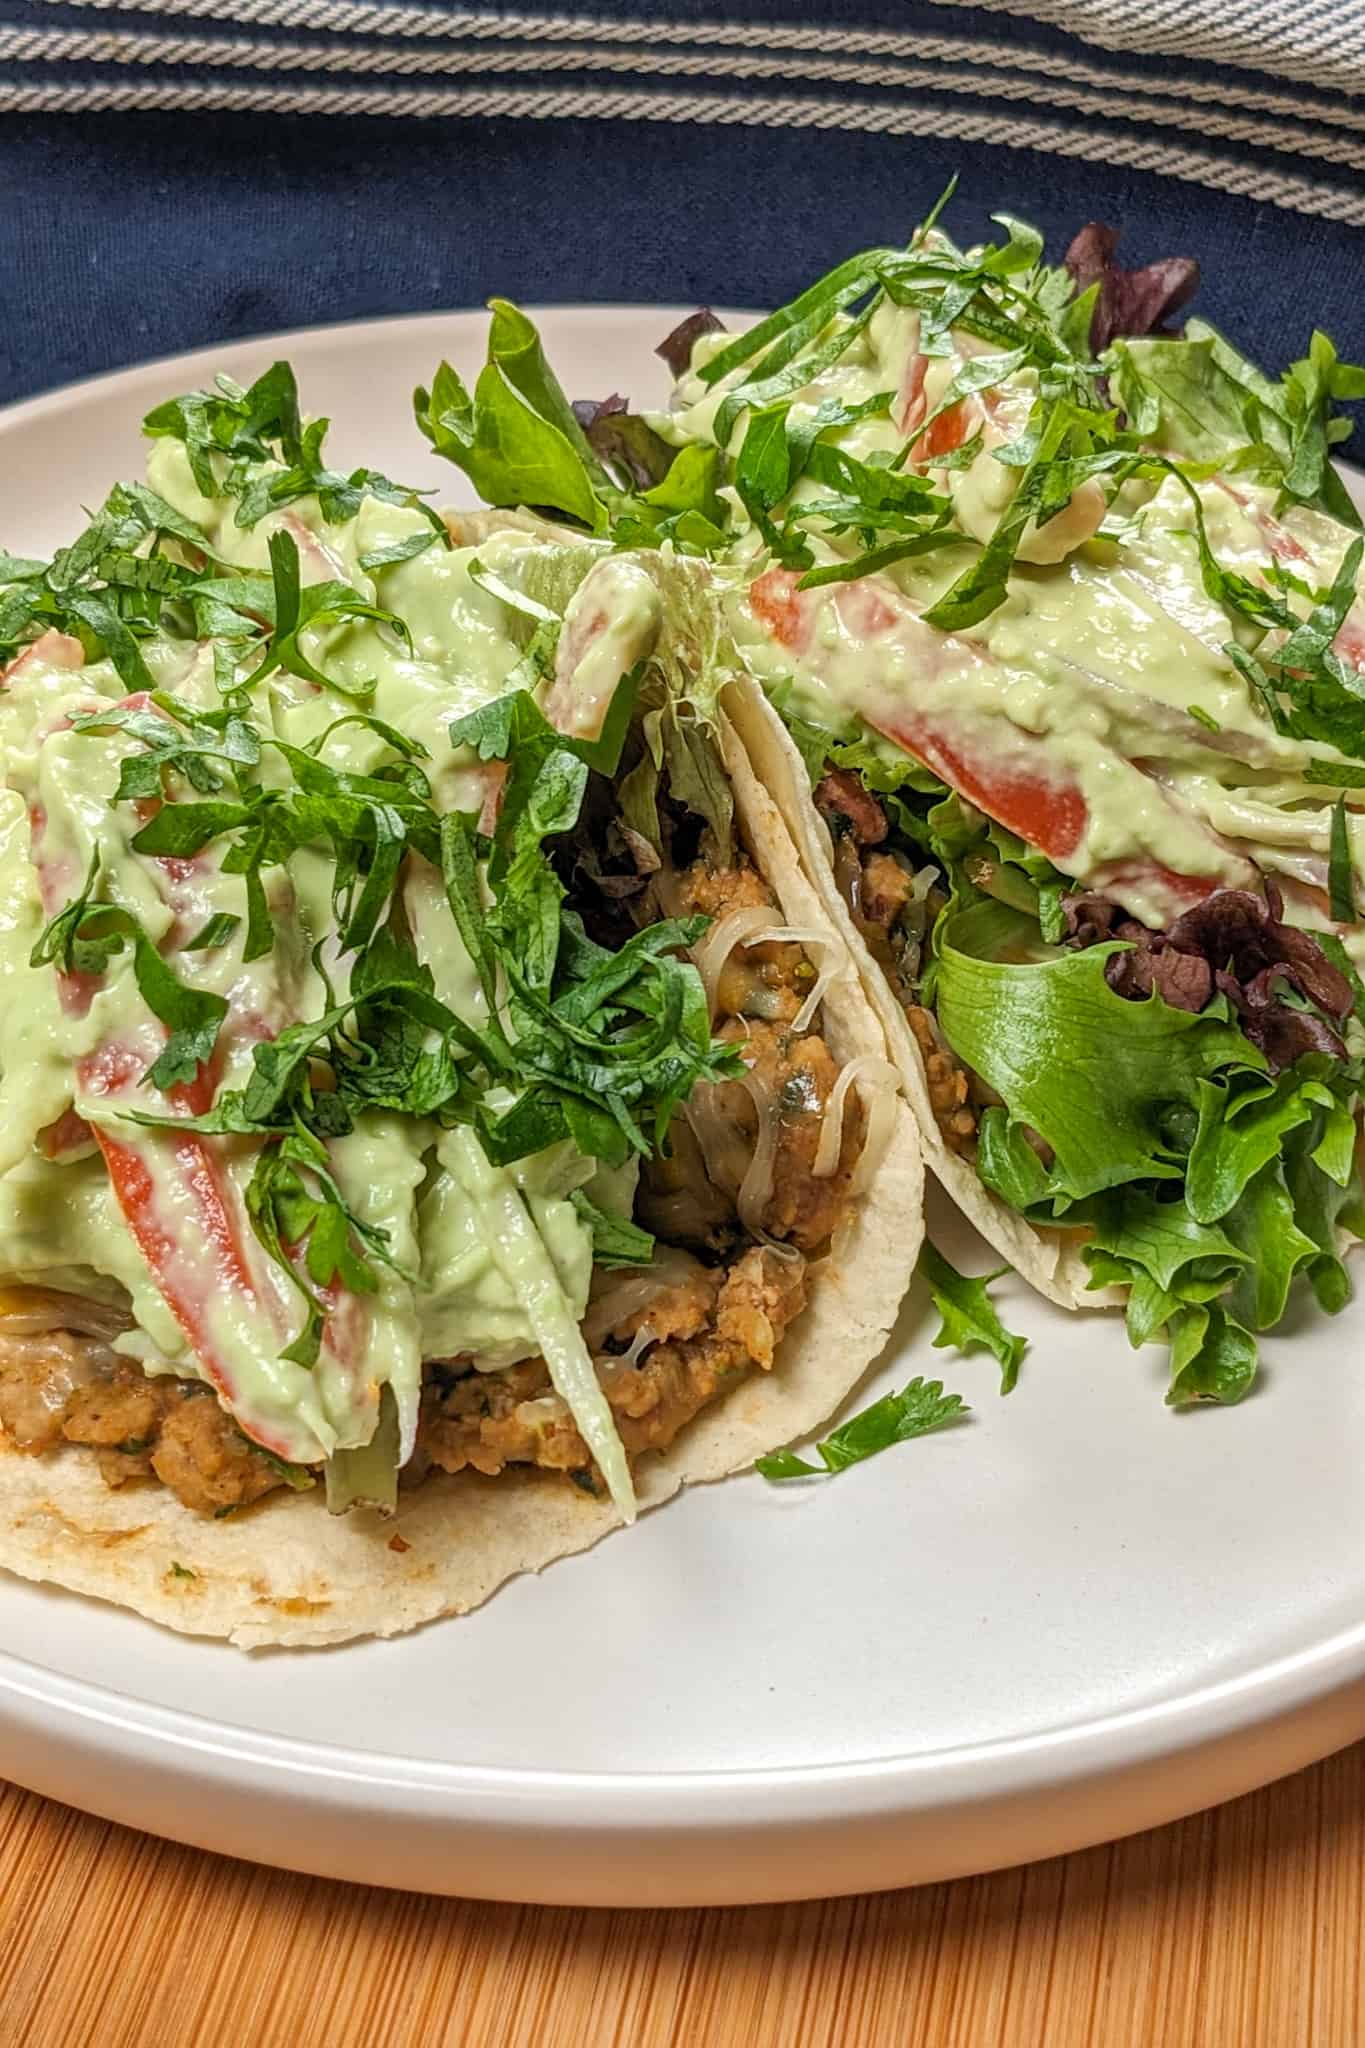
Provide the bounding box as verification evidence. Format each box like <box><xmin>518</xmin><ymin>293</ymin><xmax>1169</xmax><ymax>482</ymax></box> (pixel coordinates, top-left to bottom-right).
<box><xmin>869</xmin><ymin>711</ymin><xmax>1089</xmax><ymax>863</ymax></box>
<box><xmin>89</xmin><ymin>1119</ymin><xmax>305</xmax><ymax>1461</ymax></box>
<box><xmin>749</xmin><ymin>568</ymin><xmax>1239</xmax><ymax>913</ymax></box>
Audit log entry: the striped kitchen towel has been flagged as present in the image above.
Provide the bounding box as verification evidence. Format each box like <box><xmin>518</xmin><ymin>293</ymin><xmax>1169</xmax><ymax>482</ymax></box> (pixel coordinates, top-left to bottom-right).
<box><xmin>1</xmin><ymin>0</ymin><xmax>1362</xmax><ymax>404</ymax></box>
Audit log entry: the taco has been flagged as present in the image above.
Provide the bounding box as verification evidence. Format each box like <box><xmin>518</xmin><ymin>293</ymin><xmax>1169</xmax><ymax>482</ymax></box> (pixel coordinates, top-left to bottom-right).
<box><xmin>417</xmin><ymin>216</ymin><xmax>1365</xmax><ymax>1406</ymax></box>
<box><xmin>650</xmin><ymin>215</ymin><xmax>1365</xmax><ymax>1396</ymax></box>
<box><xmin>0</xmin><ymin>375</ymin><xmax>920</xmax><ymax>1647</ymax></box>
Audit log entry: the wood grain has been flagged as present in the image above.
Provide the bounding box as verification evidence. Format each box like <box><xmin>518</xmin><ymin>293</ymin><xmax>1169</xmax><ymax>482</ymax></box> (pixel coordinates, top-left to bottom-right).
<box><xmin>1</xmin><ymin>1748</ymin><xmax>1362</xmax><ymax>2047</ymax></box>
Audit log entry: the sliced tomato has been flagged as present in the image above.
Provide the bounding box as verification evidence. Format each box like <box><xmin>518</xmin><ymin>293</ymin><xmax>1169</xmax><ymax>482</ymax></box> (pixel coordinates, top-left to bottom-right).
<box><xmin>94</xmin><ymin>1124</ymin><xmax>258</xmax><ymax>1302</ymax></box>
<box><xmin>1214</xmin><ymin>478</ymin><xmax>1313</xmax><ymax>569</ymax></box>
<box><xmin>894</xmin><ymin>350</ymin><xmax>927</xmax><ymax>437</ymax></box>
<box><xmin>131</xmin><ymin>796</ymin><xmax>209</xmax><ymax>889</ymax></box>
<box><xmin>832</xmin><ymin>578</ymin><xmax>900</xmax><ymax>641</ymax></box>
<box><xmin>90</xmin><ymin>1122</ymin><xmax>304</xmax><ymax>1457</ymax></box>
<box><xmin>1335</xmin><ymin>614</ymin><xmax>1365</xmax><ymax>674</ymax></box>
<box><xmin>868</xmin><ymin>711</ymin><xmax>1089</xmax><ymax>863</ymax></box>
<box><xmin>1216</xmin><ymin>479</ymin><xmax>1365</xmax><ymax>674</ymax></box>
<box><xmin>53</xmin><ymin>967</ymin><xmax>101</xmax><ymax>1020</ymax></box>
<box><xmin>750</xmin><ymin>568</ymin><xmax>1089</xmax><ymax>860</ymax></box>
<box><xmin>1</xmin><ymin>631</ymin><xmax>85</xmax><ymax>686</ymax></box>
<box><xmin>26</xmin><ymin>801</ymin><xmax>100</xmax><ymax>1016</ymax></box>
<box><xmin>750</xmin><ymin>567</ymin><xmax>919</xmax><ymax>656</ymax></box>
<box><xmin>909</xmin><ymin>380</ymin><xmax>1010</xmax><ymax>467</ymax></box>
<box><xmin>1262</xmin><ymin>517</ymin><xmax>1311</xmax><ymax>568</ymax></box>
<box><xmin>37</xmin><ymin>1105</ymin><xmax>94</xmax><ymax>1162</ymax></box>
<box><xmin>477</xmin><ymin>759</ymin><xmax>509</xmax><ymax>837</ymax></box>
<box><xmin>750</xmin><ymin>566</ymin><xmax>814</xmax><ymax>653</ymax></box>
<box><xmin>749</xmin><ymin>568</ymin><xmax>1239</xmax><ymax>917</ymax></box>
<box><xmin>1094</xmin><ymin>860</ymin><xmax>1222</xmax><ymax>916</ymax></box>
<box><xmin>22</xmin><ymin>700</ymin><xmax>376</xmax><ymax>1459</ymax></box>
<box><xmin>283</xmin><ymin>509</ymin><xmax>349</xmax><ymax>585</ymax></box>
<box><xmin>752</xmin><ymin>564</ymin><xmax>900</xmax><ymax>652</ymax></box>
<box><xmin>912</xmin><ymin>398</ymin><xmax>975</xmax><ymax>464</ymax></box>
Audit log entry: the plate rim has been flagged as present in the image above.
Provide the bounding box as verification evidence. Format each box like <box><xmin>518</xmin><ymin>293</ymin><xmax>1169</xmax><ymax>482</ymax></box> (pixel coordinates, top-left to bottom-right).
<box><xmin>0</xmin><ymin>302</ymin><xmax>746</xmax><ymax>433</ymax></box>
<box><xmin>6</xmin><ymin>1598</ymin><xmax>1365</xmax><ymax>1802</ymax></box>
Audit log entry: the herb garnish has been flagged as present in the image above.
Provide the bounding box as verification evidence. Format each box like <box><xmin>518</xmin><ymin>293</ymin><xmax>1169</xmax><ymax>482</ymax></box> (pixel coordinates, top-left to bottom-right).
<box><xmin>918</xmin><ymin>1241</ymin><xmax>1028</xmax><ymax>1394</ymax></box>
<box><xmin>1330</xmin><ymin>798</ymin><xmax>1358</xmax><ymax>924</ymax></box>
<box><xmin>414</xmin><ymin>300</ymin><xmax>727</xmax><ymax>554</ymax></box>
<box><xmin>143</xmin><ymin>360</ymin><xmax>445</xmax><ymax>536</ymax></box>
<box><xmin>755</xmin><ymin>1375</ymin><xmax>968</xmax><ymax>1481</ymax></box>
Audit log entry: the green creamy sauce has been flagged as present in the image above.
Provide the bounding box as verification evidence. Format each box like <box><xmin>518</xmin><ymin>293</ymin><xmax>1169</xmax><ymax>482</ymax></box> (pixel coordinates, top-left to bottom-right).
<box><xmin>0</xmin><ymin>443</ymin><xmax>648</xmax><ymax>1461</ymax></box>
<box><xmin>668</xmin><ymin>306</ymin><xmax>1365</xmax><ymax>952</ymax></box>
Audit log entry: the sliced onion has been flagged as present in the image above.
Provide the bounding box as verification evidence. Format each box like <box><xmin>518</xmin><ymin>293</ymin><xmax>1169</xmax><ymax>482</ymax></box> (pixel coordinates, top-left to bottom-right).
<box><xmin>0</xmin><ymin>1285</ymin><xmax>131</xmax><ymax>1343</ymax></box>
<box><xmin>756</xmin><ymin>1229</ymin><xmax>805</xmax><ymax>1266</ymax></box>
<box><xmin>740</xmin><ymin>924</ymin><xmax>834</xmax><ymax>949</ymax></box>
<box><xmin>852</xmin><ymin>1061</ymin><xmax>903</xmax><ymax>1195</ymax></box>
<box><xmin>813</xmin><ymin>1056</ymin><xmax>902</xmax><ymax>1185</ymax></box>
<box><xmin>581</xmin><ymin>1245</ymin><xmax>706</xmax><ymax>1351</ymax></box>
<box><xmin>792</xmin><ymin>956</ymin><xmax>837</xmax><ymax>1034</ymax></box>
<box><xmin>738</xmin><ymin>926</ymin><xmax>837</xmax><ymax>1032</ymax></box>
<box><xmin>691</xmin><ymin>906</ymin><xmax>779</xmax><ymax>1015</ymax></box>
<box><xmin>681</xmin><ymin>1080</ymin><xmax>753</xmax><ymax>1199</ymax></box>
<box><xmin>690</xmin><ymin>909</ymin><xmax>836</xmax><ymax>1028</ymax></box>
<box><xmin>736</xmin><ymin>1069</ymin><xmax>780</xmax><ymax>1236</ymax></box>
<box><xmin>598</xmin><ymin>1325</ymin><xmax>658</xmax><ymax>1378</ymax></box>
<box><xmin>512</xmin><ymin>1394</ymin><xmax>564</xmax><ymax>1428</ymax></box>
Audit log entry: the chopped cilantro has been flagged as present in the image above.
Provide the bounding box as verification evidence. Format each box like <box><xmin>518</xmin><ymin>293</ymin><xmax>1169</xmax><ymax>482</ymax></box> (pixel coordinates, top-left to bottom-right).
<box><xmin>1329</xmin><ymin>797</ymin><xmax>1357</xmax><ymax>924</ymax></box>
<box><xmin>918</xmin><ymin>1241</ymin><xmax>1029</xmax><ymax>1394</ymax></box>
<box><xmin>569</xmin><ymin>1193</ymin><xmax>655</xmax><ymax>1269</ymax></box>
<box><xmin>144</xmin><ymin>360</ymin><xmax>444</xmax><ymax>537</ymax></box>
<box><xmin>755</xmin><ymin>1375</ymin><xmax>968</xmax><ymax>1481</ymax></box>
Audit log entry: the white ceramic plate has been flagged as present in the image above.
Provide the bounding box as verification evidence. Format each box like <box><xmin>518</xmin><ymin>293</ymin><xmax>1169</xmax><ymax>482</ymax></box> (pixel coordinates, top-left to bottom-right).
<box><xmin>3</xmin><ymin>311</ymin><xmax>1365</xmax><ymax>1908</ymax></box>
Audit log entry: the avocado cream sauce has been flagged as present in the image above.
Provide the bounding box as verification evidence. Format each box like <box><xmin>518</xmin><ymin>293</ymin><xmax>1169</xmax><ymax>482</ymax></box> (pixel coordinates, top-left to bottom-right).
<box><xmin>0</xmin><ymin>445</ymin><xmax>647</xmax><ymax>1459</ymax></box>
<box><xmin>661</xmin><ymin>307</ymin><xmax>1365</xmax><ymax>949</ymax></box>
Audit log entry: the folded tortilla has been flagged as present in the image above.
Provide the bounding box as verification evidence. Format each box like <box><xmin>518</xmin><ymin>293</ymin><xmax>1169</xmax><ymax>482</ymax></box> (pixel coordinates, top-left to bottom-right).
<box><xmin>722</xmin><ymin>673</ymin><xmax>1104</xmax><ymax>1312</ymax></box>
<box><xmin>0</xmin><ymin>699</ymin><xmax>923</xmax><ymax>1648</ymax></box>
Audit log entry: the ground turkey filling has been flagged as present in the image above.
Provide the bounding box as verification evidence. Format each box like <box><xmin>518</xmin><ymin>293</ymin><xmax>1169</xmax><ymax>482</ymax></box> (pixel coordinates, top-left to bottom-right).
<box><xmin>0</xmin><ymin>856</ymin><xmax>858</xmax><ymax>1517</ymax></box>
<box><xmin>419</xmin><ymin>1247</ymin><xmax>805</xmax><ymax>1486</ymax></box>
<box><xmin>815</xmin><ymin>768</ymin><xmax>977</xmax><ymax>1154</ymax></box>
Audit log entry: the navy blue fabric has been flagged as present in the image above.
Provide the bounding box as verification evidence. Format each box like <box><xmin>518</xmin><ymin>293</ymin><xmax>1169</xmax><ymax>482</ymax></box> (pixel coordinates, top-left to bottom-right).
<box><xmin>2</xmin><ymin>6</ymin><xmax>1364</xmax><ymax>411</ymax></box>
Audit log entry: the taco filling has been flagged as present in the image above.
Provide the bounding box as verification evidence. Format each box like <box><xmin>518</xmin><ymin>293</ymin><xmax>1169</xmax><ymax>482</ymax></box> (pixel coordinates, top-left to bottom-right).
<box><xmin>0</xmin><ymin>383</ymin><xmax>892</xmax><ymax>1530</ymax></box>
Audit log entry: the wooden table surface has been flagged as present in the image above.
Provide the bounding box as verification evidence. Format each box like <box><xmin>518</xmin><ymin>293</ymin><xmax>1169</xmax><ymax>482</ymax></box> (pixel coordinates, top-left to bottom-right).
<box><xmin>1</xmin><ymin>1747</ymin><xmax>1361</xmax><ymax>2047</ymax></box>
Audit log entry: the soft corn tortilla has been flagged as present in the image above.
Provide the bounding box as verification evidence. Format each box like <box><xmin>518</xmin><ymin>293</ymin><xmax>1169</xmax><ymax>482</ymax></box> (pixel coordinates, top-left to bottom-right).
<box><xmin>723</xmin><ymin>673</ymin><xmax>1109</xmax><ymax>1313</ymax></box>
<box><xmin>0</xmin><ymin>709</ymin><xmax>923</xmax><ymax>1648</ymax></box>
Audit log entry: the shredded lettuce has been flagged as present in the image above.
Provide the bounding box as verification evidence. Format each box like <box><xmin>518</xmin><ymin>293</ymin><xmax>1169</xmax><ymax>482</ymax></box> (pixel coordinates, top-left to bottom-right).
<box><xmin>444</xmin><ymin>1126</ymin><xmax>635</xmax><ymax>1517</ymax></box>
<box><xmin>569</xmin><ymin>1192</ymin><xmax>655</xmax><ymax>1269</ymax></box>
<box><xmin>325</xmin><ymin>1385</ymin><xmax>401</xmax><ymax>1515</ymax></box>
